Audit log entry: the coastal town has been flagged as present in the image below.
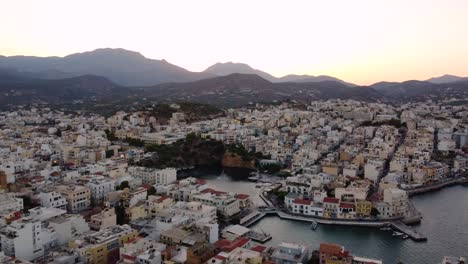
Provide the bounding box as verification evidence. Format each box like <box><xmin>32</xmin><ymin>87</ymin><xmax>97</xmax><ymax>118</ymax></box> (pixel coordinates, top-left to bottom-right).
<box><xmin>0</xmin><ymin>99</ymin><xmax>467</xmax><ymax>264</ymax></box>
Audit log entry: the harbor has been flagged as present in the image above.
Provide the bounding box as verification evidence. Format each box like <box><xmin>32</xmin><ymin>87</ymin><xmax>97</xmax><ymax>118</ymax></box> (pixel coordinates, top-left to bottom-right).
<box><xmin>197</xmin><ymin>172</ymin><xmax>468</xmax><ymax>263</ymax></box>
<box><xmin>238</xmin><ymin>207</ymin><xmax>428</xmax><ymax>242</ymax></box>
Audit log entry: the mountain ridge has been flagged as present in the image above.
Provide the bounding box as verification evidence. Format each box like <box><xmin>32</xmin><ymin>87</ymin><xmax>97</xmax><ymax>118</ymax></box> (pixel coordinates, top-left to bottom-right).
<box><xmin>0</xmin><ymin>48</ymin><xmax>354</xmax><ymax>86</ymax></box>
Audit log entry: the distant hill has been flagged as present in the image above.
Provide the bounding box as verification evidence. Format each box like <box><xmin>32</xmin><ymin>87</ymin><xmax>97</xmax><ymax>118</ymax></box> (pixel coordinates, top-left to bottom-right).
<box><xmin>203</xmin><ymin>62</ymin><xmax>355</xmax><ymax>86</ymax></box>
<box><xmin>426</xmin><ymin>74</ymin><xmax>468</xmax><ymax>84</ymax></box>
<box><xmin>370</xmin><ymin>80</ymin><xmax>468</xmax><ymax>100</ymax></box>
<box><xmin>0</xmin><ymin>68</ymin><xmax>128</xmax><ymax>106</ymax></box>
<box><xmin>278</xmin><ymin>74</ymin><xmax>356</xmax><ymax>86</ymax></box>
<box><xmin>204</xmin><ymin>62</ymin><xmax>277</xmax><ymax>82</ymax></box>
<box><xmin>0</xmin><ymin>48</ymin><xmax>213</xmax><ymax>86</ymax></box>
<box><xmin>0</xmin><ymin>69</ymin><xmax>381</xmax><ymax>108</ymax></box>
<box><xmin>137</xmin><ymin>73</ymin><xmax>382</xmax><ymax>107</ymax></box>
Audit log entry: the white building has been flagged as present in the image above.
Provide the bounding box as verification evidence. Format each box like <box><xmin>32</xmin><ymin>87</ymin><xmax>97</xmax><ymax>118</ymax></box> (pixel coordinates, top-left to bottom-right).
<box><xmin>191</xmin><ymin>190</ymin><xmax>240</xmax><ymax>218</ymax></box>
<box><xmin>39</xmin><ymin>191</ymin><xmax>67</xmax><ymax>210</ymax></box>
<box><xmin>48</xmin><ymin>214</ymin><xmax>90</xmax><ymax>245</ymax></box>
<box><xmin>85</xmin><ymin>177</ymin><xmax>116</xmax><ymax>205</ymax></box>
<box><xmin>172</xmin><ymin>201</ymin><xmax>217</xmax><ymax>221</ymax></box>
<box><xmin>383</xmin><ymin>188</ymin><xmax>408</xmax><ymax>217</ymax></box>
<box><xmin>364</xmin><ymin>160</ymin><xmax>384</xmax><ymax>182</ymax></box>
<box><xmin>0</xmin><ymin>207</ymin><xmax>66</xmax><ymax>261</ymax></box>
<box><xmin>128</xmin><ymin>167</ymin><xmax>177</xmax><ymax>185</ymax></box>
<box><xmin>0</xmin><ymin>192</ymin><xmax>24</xmax><ymax>216</ymax></box>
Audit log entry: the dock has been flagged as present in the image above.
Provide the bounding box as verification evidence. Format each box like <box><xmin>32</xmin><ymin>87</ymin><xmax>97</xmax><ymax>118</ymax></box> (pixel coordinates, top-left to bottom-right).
<box><xmin>246</xmin><ymin>230</ymin><xmax>272</xmax><ymax>243</ymax></box>
<box><xmin>389</xmin><ymin>221</ymin><xmax>428</xmax><ymax>242</ymax></box>
<box><xmin>240</xmin><ymin>210</ymin><xmax>267</xmax><ymax>227</ymax></box>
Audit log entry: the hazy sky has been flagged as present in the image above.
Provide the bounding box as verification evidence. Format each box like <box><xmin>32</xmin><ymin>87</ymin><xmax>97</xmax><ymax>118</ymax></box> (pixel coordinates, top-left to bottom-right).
<box><xmin>1</xmin><ymin>0</ymin><xmax>467</xmax><ymax>85</ymax></box>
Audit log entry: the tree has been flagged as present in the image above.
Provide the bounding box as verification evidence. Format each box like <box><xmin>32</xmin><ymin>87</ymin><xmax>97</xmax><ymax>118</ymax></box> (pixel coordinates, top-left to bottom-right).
<box><xmin>105</xmin><ymin>149</ymin><xmax>114</xmax><ymax>158</ymax></box>
<box><xmin>147</xmin><ymin>186</ymin><xmax>156</xmax><ymax>197</ymax></box>
<box><xmin>371</xmin><ymin>207</ymin><xmax>380</xmax><ymax>217</ymax></box>
<box><xmin>117</xmin><ymin>181</ymin><xmax>129</xmax><ymax>190</ymax></box>
<box><xmin>104</xmin><ymin>129</ymin><xmax>117</xmax><ymax>141</ymax></box>
<box><xmin>274</xmin><ymin>190</ymin><xmax>287</xmax><ymax>201</ymax></box>
<box><xmin>55</xmin><ymin>128</ymin><xmax>62</xmax><ymax>137</ymax></box>
<box><xmin>115</xmin><ymin>202</ymin><xmax>127</xmax><ymax>225</ymax></box>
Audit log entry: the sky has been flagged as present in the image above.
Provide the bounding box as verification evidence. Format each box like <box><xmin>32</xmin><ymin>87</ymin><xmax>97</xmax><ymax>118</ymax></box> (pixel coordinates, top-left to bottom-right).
<box><xmin>1</xmin><ymin>0</ymin><xmax>468</xmax><ymax>85</ymax></box>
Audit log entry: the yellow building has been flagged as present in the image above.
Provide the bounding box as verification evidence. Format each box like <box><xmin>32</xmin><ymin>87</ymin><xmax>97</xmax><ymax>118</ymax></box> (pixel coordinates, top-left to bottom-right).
<box><xmin>355</xmin><ymin>201</ymin><xmax>372</xmax><ymax>217</ymax></box>
<box><xmin>89</xmin><ymin>207</ymin><xmax>116</xmax><ymax>231</ymax></box>
<box><xmin>322</xmin><ymin>164</ymin><xmax>340</xmax><ymax>176</ymax></box>
<box><xmin>126</xmin><ymin>202</ymin><xmax>148</xmax><ymax>221</ymax></box>
<box><xmin>55</xmin><ymin>185</ymin><xmax>91</xmax><ymax>213</ymax></box>
<box><xmin>69</xmin><ymin>225</ymin><xmax>138</xmax><ymax>264</ymax></box>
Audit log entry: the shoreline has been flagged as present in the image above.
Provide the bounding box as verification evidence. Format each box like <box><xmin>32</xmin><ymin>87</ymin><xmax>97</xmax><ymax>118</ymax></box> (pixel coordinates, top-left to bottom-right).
<box><xmin>402</xmin><ymin>176</ymin><xmax>468</xmax><ymax>197</ymax></box>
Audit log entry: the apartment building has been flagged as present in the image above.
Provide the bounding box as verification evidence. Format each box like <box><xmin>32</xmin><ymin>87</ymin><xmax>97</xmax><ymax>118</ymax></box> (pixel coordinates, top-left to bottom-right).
<box><xmin>69</xmin><ymin>225</ymin><xmax>138</xmax><ymax>264</ymax></box>
<box><xmin>55</xmin><ymin>185</ymin><xmax>91</xmax><ymax>213</ymax></box>
<box><xmin>128</xmin><ymin>167</ymin><xmax>177</xmax><ymax>186</ymax></box>
<box><xmin>39</xmin><ymin>191</ymin><xmax>67</xmax><ymax>210</ymax></box>
<box><xmin>89</xmin><ymin>208</ymin><xmax>117</xmax><ymax>231</ymax></box>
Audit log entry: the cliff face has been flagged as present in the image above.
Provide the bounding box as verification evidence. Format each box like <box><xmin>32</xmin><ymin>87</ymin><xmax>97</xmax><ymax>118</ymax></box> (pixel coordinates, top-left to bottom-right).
<box><xmin>222</xmin><ymin>152</ymin><xmax>255</xmax><ymax>169</ymax></box>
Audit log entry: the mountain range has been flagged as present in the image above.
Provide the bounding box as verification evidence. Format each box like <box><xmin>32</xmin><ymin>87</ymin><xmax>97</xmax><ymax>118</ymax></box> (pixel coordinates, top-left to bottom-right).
<box><xmin>0</xmin><ymin>48</ymin><xmax>357</xmax><ymax>86</ymax></box>
<box><xmin>0</xmin><ymin>48</ymin><xmax>467</xmax><ymax>108</ymax></box>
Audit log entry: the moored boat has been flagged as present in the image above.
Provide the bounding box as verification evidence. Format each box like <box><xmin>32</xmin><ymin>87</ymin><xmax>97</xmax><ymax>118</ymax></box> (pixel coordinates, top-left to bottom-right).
<box><xmin>310</xmin><ymin>221</ymin><xmax>318</xmax><ymax>230</ymax></box>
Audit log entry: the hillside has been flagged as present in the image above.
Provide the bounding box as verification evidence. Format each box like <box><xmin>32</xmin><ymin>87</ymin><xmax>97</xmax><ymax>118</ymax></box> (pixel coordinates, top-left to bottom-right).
<box><xmin>143</xmin><ymin>102</ymin><xmax>224</xmax><ymax>124</ymax></box>
<box><xmin>0</xmin><ymin>69</ymin><xmax>128</xmax><ymax>107</ymax></box>
<box><xmin>370</xmin><ymin>80</ymin><xmax>468</xmax><ymax>101</ymax></box>
<box><xmin>426</xmin><ymin>74</ymin><xmax>468</xmax><ymax>84</ymax></box>
<box><xmin>138</xmin><ymin>73</ymin><xmax>382</xmax><ymax>107</ymax></box>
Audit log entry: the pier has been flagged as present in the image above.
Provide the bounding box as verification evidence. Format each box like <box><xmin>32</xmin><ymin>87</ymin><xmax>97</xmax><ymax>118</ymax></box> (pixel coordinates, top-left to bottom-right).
<box><xmin>240</xmin><ymin>210</ymin><xmax>267</xmax><ymax>227</ymax></box>
<box><xmin>389</xmin><ymin>221</ymin><xmax>428</xmax><ymax>242</ymax></box>
<box><xmin>246</xmin><ymin>230</ymin><xmax>272</xmax><ymax>243</ymax></box>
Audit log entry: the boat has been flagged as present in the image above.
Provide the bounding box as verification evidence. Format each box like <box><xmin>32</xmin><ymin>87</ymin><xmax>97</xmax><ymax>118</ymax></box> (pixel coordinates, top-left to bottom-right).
<box><xmin>248</xmin><ymin>175</ymin><xmax>261</xmax><ymax>182</ymax></box>
<box><xmin>310</xmin><ymin>221</ymin><xmax>318</xmax><ymax>230</ymax></box>
<box><xmin>402</xmin><ymin>234</ymin><xmax>409</xmax><ymax>239</ymax></box>
<box><xmin>392</xmin><ymin>231</ymin><xmax>404</xmax><ymax>237</ymax></box>
<box><xmin>248</xmin><ymin>171</ymin><xmax>261</xmax><ymax>182</ymax></box>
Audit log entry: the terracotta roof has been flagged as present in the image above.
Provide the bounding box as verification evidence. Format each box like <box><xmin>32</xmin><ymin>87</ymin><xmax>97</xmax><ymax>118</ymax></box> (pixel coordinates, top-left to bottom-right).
<box><xmin>214</xmin><ymin>255</ymin><xmax>226</xmax><ymax>261</ymax></box>
<box><xmin>339</xmin><ymin>202</ymin><xmax>355</xmax><ymax>209</ymax></box>
<box><xmin>140</xmin><ymin>183</ymin><xmax>153</xmax><ymax>190</ymax></box>
<box><xmin>323</xmin><ymin>197</ymin><xmax>340</xmax><ymax>203</ymax></box>
<box><xmin>319</xmin><ymin>243</ymin><xmax>343</xmax><ymax>255</ymax></box>
<box><xmin>250</xmin><ymin>245</ymin><xmax>267</xmax><ymax>253</ymax></box>
<box><xmin>235</xmin><ymin>193</ymin><xmax>250</xmax><ymax>199</ymax></box>
<box><xmin>215</xmin><ymin>237</ymin><xmax>250</xmax><ymax>252</ymax></box>
<box><xmin>201</xmin><ymin>188</ymin><xmax>227</xmax><ymax>196</ymax></box>
<box><xmin>214</xmin><ymin>239</ymin><xmax>231</xmax><ymax>248</ymax></box>
<box><xmin>293</xmin><ymin>198</ymin><xmax>311</xmax><ymax>205</ymax></box>
<box><xmin>195</xmin><ymin>179</ymin><xmax>207</xmax><ymax>185</ymax></box>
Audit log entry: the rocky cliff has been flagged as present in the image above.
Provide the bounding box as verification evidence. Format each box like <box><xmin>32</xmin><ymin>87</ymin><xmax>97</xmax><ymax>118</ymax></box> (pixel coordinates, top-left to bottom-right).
<box><xmin>222</xmin><ymin>152</ymin><xmax>255</xmax><ymax>169</ymax></box>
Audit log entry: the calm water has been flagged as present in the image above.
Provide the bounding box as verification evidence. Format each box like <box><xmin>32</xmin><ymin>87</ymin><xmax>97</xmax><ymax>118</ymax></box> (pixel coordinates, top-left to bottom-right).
<box><xmin>197</xmin><ymin>169</ymin><xmax>468</xmax><ymax>264</ymax></box>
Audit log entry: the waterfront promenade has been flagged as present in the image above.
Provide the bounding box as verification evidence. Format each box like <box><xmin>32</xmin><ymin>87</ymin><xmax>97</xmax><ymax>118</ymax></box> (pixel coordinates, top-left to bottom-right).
<box><xmin>402</xmin><ymin>176</ymin><xmax>468</xmax><ymax>196</ymax></box>
<box><xmin>253</xmin><ymin>190</ymin><xmax>428</xmax><ymax>242</ymax></box>
<box><xmin>241</xmin><ymin>208</ymin><xmax>428</xmax><ymax>242</ymax></box>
